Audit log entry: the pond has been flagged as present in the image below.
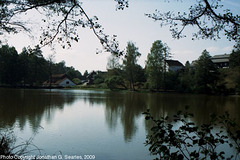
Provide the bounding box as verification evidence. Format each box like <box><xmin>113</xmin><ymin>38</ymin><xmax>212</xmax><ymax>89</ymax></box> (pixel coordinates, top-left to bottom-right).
<box><xmin>0</xmin><ymin>88</ymin><xmax>239</xmax><ymax>160</ymax></box>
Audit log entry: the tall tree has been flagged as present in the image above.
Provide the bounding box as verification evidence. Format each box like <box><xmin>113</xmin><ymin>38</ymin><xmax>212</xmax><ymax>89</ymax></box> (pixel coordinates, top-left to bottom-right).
<box><xmin>65</xmin><ymin>66</ymin><xmax>82</xmax><ymax>80</ymax></box>
<box><xmin>52</xmin><ymin>61</ymin><xmax>66</xmax><ymax>74</ymax></box>
<box><xmin>83</xmin><ymin>70</ymin><xmax>89</xmax><ymax>80</ymax></box>
<box><xmin>0</xmin><ymin>45</ymin><xmax>22</xmax><ymax>85</ymax></box>
<box><xmin>229</xmin><ymin>48</ymin><xmax>240</xmax><ymax>68</ymax></box>
<box><xmin>123</xmin><ymin>41</ymin><xmax>141</xmax><ymax>90</ymax></box>
<box><xmin>106</xmin><ymin>53</ymin><xmax>122</xmax><ymax>78</ymax></box>
<box><xmin>47</xmin><ymin>53</ymin><xmax>56</xmax><ymax>88</ymax></box>
<box><xmin>145</xmin><ymin>40</ymin><xmax>170</xmax><ymax>90</ymax></box>
<box><xmin>179</xmin><ymin>61</ymin><xmax>194</xmax><ymax>92</ymax></box>
<box><xmin>194</xmin><ymin>49</ymin><xmax>218</xmax><ymax>93</ymax></box>
<box><xmin>19</xmin><ymin>47</ymin><xmax>30</xmax><ymax>86</ymax></box>
<box><xmin>107</xmin><ymin>54</ymin><xmax>120</xmax><ymax>70</ymax></box>
<box><xmin>28</xmin><ymin>45</ymin><xmax>46</xmax><ymax>85</ymax></box>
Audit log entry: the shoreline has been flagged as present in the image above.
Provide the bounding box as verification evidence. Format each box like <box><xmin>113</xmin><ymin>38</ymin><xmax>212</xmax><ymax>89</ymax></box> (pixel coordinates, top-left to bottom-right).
<box><xmin>1</xmin><ymin>85</ymin><xmax>239</xmax><ymax>96</ymax></box>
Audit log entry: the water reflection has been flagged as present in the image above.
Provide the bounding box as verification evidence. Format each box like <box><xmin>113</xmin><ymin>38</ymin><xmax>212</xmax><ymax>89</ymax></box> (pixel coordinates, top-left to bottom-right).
<box><xmin>81</xmin><ymin>91</ymin><xmax>240</xmax><ymax>141</ymax></box>
<box><xmin>0</xmin><ymin>88</ymin><xmax>239</xmax><ymax>152</ymax></box>
<box><xmin>104</xmin><ymin>92</ymin><xmax>147</xmax><ymax>142</ymax></box>
<box><xmin>0</xmin><ymin>89</ymin><xmax>77</xmax><ymax>132</ymax></box>
<box><xmin>145</xmin><ymin>93</ymin><xmax>240</xmax><ymax>123</ymax></box>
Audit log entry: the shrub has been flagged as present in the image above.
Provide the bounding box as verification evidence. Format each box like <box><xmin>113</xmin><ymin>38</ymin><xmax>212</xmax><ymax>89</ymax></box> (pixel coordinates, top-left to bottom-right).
<box><xmin>143</xmin><ymin>107</ymin><xmax>240</xmax><ymax>160</ymax></box>
<box><xmin>0</xmin><ymin>128</ymin><xmax>40</xmax><ymax>158</ymax></box>
<box><xmin>105</xmin><ymin>76</ymin><xmax>126</xmax><ymax>90</ymax></box>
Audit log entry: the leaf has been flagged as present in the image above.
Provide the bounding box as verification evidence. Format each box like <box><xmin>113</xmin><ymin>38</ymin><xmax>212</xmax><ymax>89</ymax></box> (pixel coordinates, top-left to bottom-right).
<box><xmin>193</xmin><ymin>140</ymin><xmax>198</xmax><ymax>145</ymax></box>
<box><xmin>177</xmin><ymin>154</ymin><xmax>184</xmax><ymax>160</ymax></box>
<box><xmin>145</xmin><ymin>116</ymin><xmax>150</xmax><ymax>120</ymax></box>
<box><xmin>219</xmin><ymin>139</ymin><xmax>224</xmax><ymax>144</ymax></box>
<box><xmin>151</xmin><ymin>126</ymin><xmax>159</xmax><ymax>132</ymax></box>
<box><xmin>187</xmin><ymin>122</ymin><xmax>195</xmax><ymax>126</ymax></box>
<box><xmin>74</xmin><ymin>37</ymin><xmax>78</xmax><ymax>42</ymax></box>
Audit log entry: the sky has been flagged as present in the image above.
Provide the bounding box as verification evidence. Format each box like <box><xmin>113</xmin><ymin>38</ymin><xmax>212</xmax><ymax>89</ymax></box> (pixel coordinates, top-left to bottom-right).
<box><xmin>3</xmin><ymin>0</ymin><xmax>240</xmax><ymax>73</ymax></box>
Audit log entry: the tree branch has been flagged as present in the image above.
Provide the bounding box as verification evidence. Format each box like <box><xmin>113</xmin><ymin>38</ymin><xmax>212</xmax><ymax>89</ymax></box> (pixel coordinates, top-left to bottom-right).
<box><xmin>146</xmin><ymin>0</ymin><xmax>240</xmax><ymax>42</ymax></box>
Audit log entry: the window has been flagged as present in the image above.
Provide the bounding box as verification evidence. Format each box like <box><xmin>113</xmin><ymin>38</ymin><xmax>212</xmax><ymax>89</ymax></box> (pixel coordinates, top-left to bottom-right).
<box><xmin>66</xmin><ymin>81</ymin><xmax>69</xmax><ymax>84</ymax></box>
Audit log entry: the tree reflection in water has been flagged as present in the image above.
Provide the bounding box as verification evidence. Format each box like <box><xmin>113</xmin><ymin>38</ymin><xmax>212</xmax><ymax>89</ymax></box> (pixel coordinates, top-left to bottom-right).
<box><xmin>0</xmin><ymin>89</ymin><xmax>77</xmax><ymax>132</ymax></box>
<box><xmin>0</xmin><ymin>88</ymin><xmax>239</xmax><ymax>145</ymax></box>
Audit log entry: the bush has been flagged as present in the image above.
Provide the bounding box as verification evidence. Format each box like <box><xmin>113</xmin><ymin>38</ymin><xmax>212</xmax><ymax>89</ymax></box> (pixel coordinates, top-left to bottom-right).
<box><xmin>143</xmin><ymin>107</ymin><xmax>240</xmax><ymax>160</ymax></box>
<box><xmin>72</xmin><ymin>78</ymin><xmax>81</xmax><ymax>85</ymax></box>
<box><xmin>105</xmin><ymin>76</ymin><xmax>126</xmax><ymax>90</ymax></box>
<box><xmin>0</xmin><ymin>128</ymin><xmax>40</xmax><ymax>158</ymax></box>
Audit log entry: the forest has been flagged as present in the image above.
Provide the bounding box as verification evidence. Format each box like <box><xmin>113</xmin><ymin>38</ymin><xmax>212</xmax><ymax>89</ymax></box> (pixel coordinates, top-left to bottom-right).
<box><xmin>105</xmin><ymin>41</ymin><xmax>240</xmax><ymax>95</ymax></box>
<box><xmin>0</xmin><ymin>45</ymin><xmax>82</xmax><ymax>87</ymax></box>
<box><xmin>0</xmin><ymin>40</ymin><xmax>239</xmax><ymax>95</ymax></box>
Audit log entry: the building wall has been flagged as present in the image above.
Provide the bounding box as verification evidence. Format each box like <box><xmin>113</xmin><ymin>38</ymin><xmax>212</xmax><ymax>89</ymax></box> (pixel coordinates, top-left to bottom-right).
<box><xmin>169</xmin><ymin>66</ymin><xmax>183</xmax><ymax>72</ymax></box>
<box><xmin>166</xmin><ymin>64</ymin><xmax>183</xmax><ymax>72</ymax></box>
<box><xmin>59</xmin><ymin>78</ymin><xmax>76</xmax><ymax>87</ymax></box>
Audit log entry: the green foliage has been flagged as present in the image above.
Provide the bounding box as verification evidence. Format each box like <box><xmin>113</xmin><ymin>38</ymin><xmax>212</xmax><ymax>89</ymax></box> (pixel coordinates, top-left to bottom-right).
<box><xmin>143</xmin><ymin>108</ymin><xmax>240</xmax><ymax>160</ymax></box>
<box><xmin>165</xmin><ymin>71</ymin><xmax>180</xmax><ymax>90</ymax></box>
<box><xmin>0</xmin><ymin>130</ymin><xmax>14</xmax><ymax>155</ymax></box>
<box><xmin>176</xmin><ymin>50</ymin><xmax>239</xmax><ymax>94</ymax></box>
<box><xmin>72</xmin><ymin>78</ymin><xmax>81</xmax><ymax>85</ymax></box>
<box><xmin>145</xmin><ymin>40</ymin><xmax>170</xmax><ymax>90</ymax></box>
<box><xmin>107</xmin><ymin>54</ymin><xmax>120</xmax><ymax>70</ymax></box>
<box><xmin>229</xmin><ymin>49</ymin><xmax>240</xmax><ymax>68</ymax></box>
<box><xmin>0</xmin><ymin>45</ymin><xmax>21</xmax><ymax>85</ymax></box>
<box><xmin>93</xmin><ymin>71</ymin><xmax>106</xmax><ymax>85</ymax></box>
<box><xmin>107</xmin><ymin>68</ymin><xmax>123</xmax><ymax>77</ymax></box>
<box><xmin>105</xmin><ymin>76</ymin><xmax>125</xmax><ymax>90</ymax></box>
<box><xmin>133</xmin><ymin>64</ymin><xmax>146</xmax><ymax>83</ymax></box>
<box><xmin>217</xmin><ymin>67</ymin><xmax>240</xmax><ymax>94</ymax></box>
<box><xmin>27</xmin><ymin>45</ymin><xmax>49</xmax><ymax>85</ymax></box>
<box><xmin>65</xmin><ymin>66</ymin><xmax>82</xmax><ymax>80</ymax></box>
<box><xmin>123</xmin><ymin>41</ymin><xmax>141</xmax><ymax>90</ymax></box>
<box><xmin>194</xmin><ymin>50</ymin><xmax>218</xmax><ymax>93</ymax></box>
<box><xmin>0</xmin><ymin>128</ymin><xmax>40</xmax><ymax>157</ymax></box>
<box><xmin>83</xmin><ymin>70</ymin><xmax>89</xmax><ymax>80</ymax></box>
<box><xmin>0</xmin><ymin>45</ymin><xmax>82</xmax><ymax>87</ymax></box>
<box><xmin>179</xmin><ymin>61</ymin><xmax>194</xmax><ymax>92</ymax></box>
<box><xmin>52</xmin><ymin>61</ymin><xmax>66</xmax><ymax>74</ymax></box>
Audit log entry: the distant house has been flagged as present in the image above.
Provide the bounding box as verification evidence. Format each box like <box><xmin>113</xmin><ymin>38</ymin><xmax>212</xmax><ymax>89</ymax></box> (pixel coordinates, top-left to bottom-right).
<box><xmin>86</xmin><ymin>71</ymin><xmax>97</xmax><ymax>85</ymax></box>
<box><xmin>211</xmin><ymin>54</ymin><xmax>230</xmax><ymax>68</ymax></box>
<box><xmin>165</xmin><ymin>60</ymin><xmax>184</xmax><ymax>72</ymax></box>
<box><xmin>43</xmin><ymin>74</ymin><xmax>76</xmax><ymax>87</ymax></box>
<box><xmin>82</xmin><ymin>71</ymin><xmax>107</xmax><ymax>85</ymax></box>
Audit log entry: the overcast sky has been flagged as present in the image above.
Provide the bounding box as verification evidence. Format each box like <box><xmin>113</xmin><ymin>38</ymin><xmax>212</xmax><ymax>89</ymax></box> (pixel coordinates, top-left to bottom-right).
<box><xmin>4</xmin><ymin>0</ymin><xmax>240</xmax><ymax>73</ymax></box>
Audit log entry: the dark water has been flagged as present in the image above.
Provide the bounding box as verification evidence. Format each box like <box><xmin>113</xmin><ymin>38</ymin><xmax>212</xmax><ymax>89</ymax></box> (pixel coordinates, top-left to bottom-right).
<box><xmin>0</xmin><ymin>88</ymin><xmax>239</xmax><ymax>160</ymax></box>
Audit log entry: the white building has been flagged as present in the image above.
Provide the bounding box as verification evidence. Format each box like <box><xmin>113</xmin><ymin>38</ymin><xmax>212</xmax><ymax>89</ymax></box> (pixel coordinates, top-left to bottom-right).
<box><xmin>43</xmin><ymin>74</ymin><xmax>76</xmax><ymax>87</ymax></box>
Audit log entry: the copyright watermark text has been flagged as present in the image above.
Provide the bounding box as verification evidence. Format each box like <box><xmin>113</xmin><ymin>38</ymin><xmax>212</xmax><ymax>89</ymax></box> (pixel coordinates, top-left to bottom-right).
<box><xmin>0</xmin><ymin>154</ymin><xmax>96</xmax><ymax>160</ymax></box>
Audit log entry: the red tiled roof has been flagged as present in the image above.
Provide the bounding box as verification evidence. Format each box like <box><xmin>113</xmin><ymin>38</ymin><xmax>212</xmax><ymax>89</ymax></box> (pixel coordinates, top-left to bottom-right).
<box><xmin>43</xmin><ymin>74</ymin><xmax>68</xmax><ymax>85</ymax></box>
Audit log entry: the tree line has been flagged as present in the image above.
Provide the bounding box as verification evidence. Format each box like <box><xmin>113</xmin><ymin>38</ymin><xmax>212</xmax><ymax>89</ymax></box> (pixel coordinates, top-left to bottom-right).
<box><xmin>1</xmin><ymin>41</ymin><xmax>239</xmax><ymax>94</ymax></box>
<box><xmin>0</xmin><ymin>45</ymin><xmax>82</xmax><ymax>87</ymax></box>
<box><xmin>103</xmin><ymin>40</ymin><xmax>240</xmax><ymax>95</ymax></box>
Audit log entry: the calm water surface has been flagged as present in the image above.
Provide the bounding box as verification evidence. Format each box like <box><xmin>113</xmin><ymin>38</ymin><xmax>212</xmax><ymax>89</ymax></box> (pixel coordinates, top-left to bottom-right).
<box><xmin>0</xmin><ymin>88</ymin><xmax>239</xmax><ymax>160</ymax></box>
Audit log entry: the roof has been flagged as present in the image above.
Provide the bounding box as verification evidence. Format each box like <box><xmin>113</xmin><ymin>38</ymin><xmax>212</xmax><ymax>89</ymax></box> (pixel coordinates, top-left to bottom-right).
<box><xmin>212</xmin><ymin>54</ymin><xmax>230</xmax><ymax>59</ymax></box>
<box><xmin>166</xmin><ymin>60</ymin><xmax>184</xmax><ymax>67</ymax></box>
<box><xmin>51</xmin><ymin>74</ymin><xmax>66</xmax><ymax>78</ymax></box>
<box><xmin>211</xmin><ymin>54</ymin><xmax>230</xmax><ymax>63</ymax></box>
<box><xmin>211</xmin><ymin>59</ymin><xmax>229</xmax><ymax>63</ymax></box>
<box><xmin>43</xmin><ymin>74</ymin><xmax>69</xmax><ymax>85</ymax></box>
<box><xmin>54</xmin><ymin>77</ymin><xmax>69</xmax><ymax>85</ymax></box>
